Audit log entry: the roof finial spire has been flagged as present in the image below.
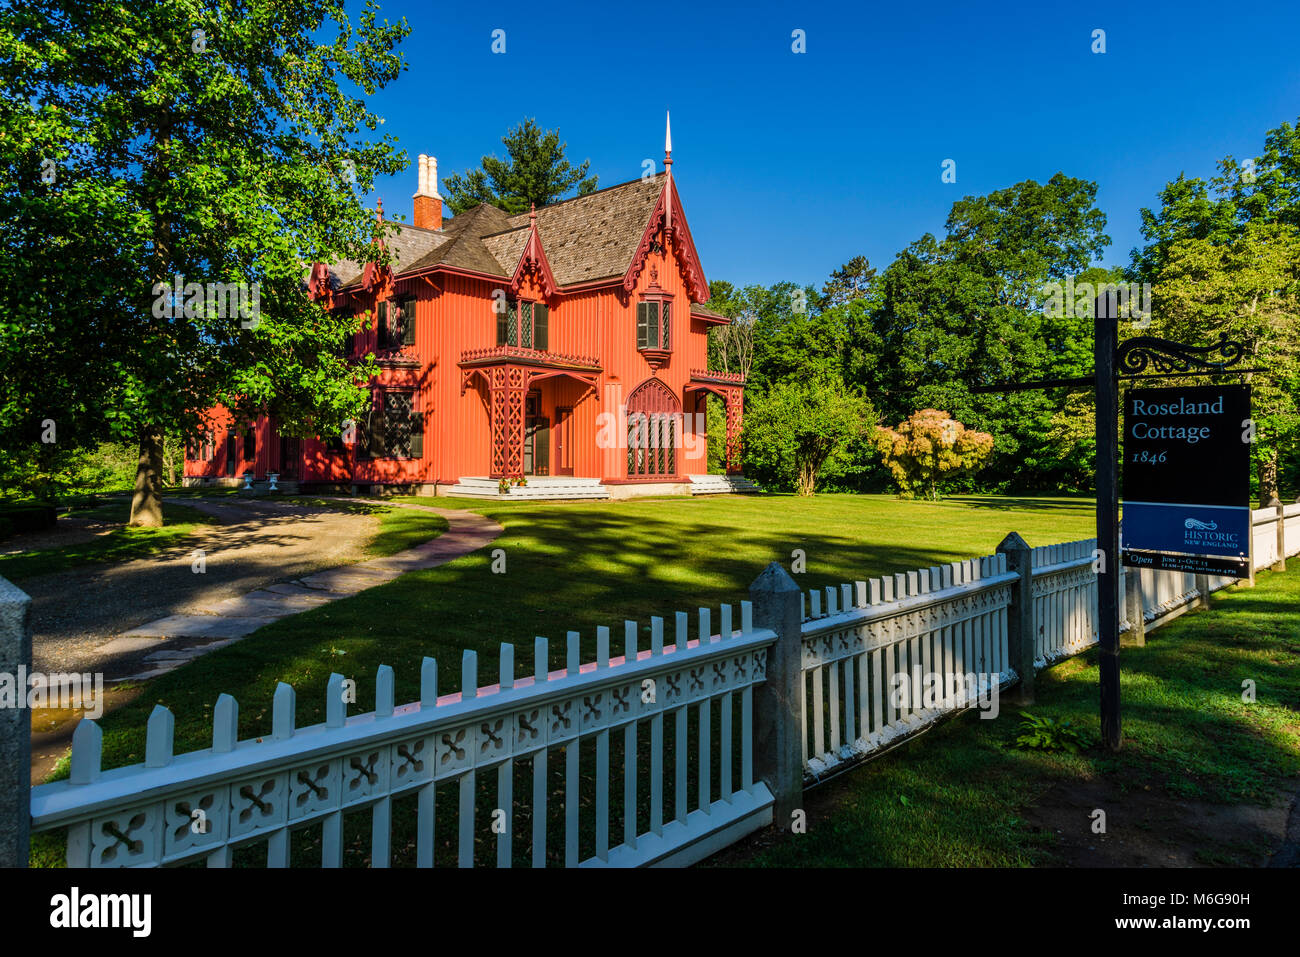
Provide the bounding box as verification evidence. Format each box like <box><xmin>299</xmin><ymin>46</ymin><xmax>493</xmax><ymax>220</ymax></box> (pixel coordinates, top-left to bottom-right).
<box><xmin>664</xmin><ymin>110</ymin><xmax>672</xmax><ymax>170</ymax></box>
<box><xmin>376</xmin><ymin>197</ymin><xmax>384</xmax><ymax>223</ymax></box>
<box><xmin>529</xmin><ymin>201</ymin><xmax>536</xmax><ymax>224</ymax></box>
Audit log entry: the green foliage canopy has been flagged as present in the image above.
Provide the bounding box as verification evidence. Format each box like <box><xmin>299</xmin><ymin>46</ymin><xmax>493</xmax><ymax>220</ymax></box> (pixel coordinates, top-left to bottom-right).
<box><xmin>441</xmin><ymin>118</ymin><xmax>598</xmax><ymax>216</ymax></box>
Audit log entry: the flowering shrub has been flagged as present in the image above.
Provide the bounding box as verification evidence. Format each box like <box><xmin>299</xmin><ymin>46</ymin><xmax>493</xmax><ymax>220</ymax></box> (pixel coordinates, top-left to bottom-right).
<box><xmin>872</xmin><ymin>409</ymin><xmax>994</xmax><ymax>500</ymax></box>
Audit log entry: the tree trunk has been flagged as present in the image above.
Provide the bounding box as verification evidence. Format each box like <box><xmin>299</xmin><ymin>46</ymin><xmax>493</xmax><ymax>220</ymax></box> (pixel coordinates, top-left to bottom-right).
<box><xmin>129</xmin><ymin>428</ymin><xmax>165</xmax><ymax>527</ymax></box>
<box><xmin>1258</xmin><ymin>450</ymin><xmax>1279</xmax><ymax>507</ymax></box>
<box><xmin>797</xmin><ymin>463</ymin><xmax>816</xmax><ymax>496</ymax></box>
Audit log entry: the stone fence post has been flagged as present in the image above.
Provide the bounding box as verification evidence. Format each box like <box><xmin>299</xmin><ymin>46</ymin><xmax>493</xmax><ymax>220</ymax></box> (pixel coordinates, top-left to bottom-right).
<box><xmin>0</xmin><ymin>574</ymin><xmax>32</xmax><ymax>868</ymax></box>
<box><xmin>750</xmin><ymin>562</ymin><xmax>803</xmax><ymax>830</ymax></box>
<box><xmin>996</xmin><ymin>532</ymin><xmax>1035</xmax><ymax>705</ymax></box>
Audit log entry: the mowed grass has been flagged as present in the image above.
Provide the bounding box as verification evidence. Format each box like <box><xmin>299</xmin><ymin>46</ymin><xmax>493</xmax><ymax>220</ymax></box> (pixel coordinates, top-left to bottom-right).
<box><xmin>31</xmin><ymin>493</ymin><xmax>1095</xmax><ymax>866</ymax></box>
<box><xmin>0</xmin><ymin>496</ymin><xmax>445</xmax><ymax>583</ymax></box>
<box><xmin>0</xmin><ymin>502</ymin><xmax>215</xmax><ymax>581</ymax></box>
<box><xmin>710</xmin><ymin>563</ymin><xmax>1300</xmax><ymax>867</ymax></box>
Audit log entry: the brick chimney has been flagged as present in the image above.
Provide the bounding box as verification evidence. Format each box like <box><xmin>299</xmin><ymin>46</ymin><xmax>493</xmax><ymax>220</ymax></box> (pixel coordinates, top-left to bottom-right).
<box><xmin>412</xmin><ymin>153</ymin><xmax>442</xmax><ymax>230</ymax></box>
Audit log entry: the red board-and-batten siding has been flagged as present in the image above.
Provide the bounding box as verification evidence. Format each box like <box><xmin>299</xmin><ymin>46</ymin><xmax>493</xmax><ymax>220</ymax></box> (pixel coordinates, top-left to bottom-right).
<box><xmin>184</xmin><ymin>179</ymin><xmax>736</xmax><ymax>488</ymax></box>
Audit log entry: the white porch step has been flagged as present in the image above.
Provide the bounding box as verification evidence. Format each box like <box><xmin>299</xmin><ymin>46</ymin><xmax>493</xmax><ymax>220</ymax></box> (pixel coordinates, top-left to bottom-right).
<box><xmin>445</xmin><ymin>476</ymin><xmax>610</xmax><ymax>501</ymax></box>
<box><xmin>688</xmin><ymin>474</ymin><xmax>761</xmax><ymax>495</ymax></box>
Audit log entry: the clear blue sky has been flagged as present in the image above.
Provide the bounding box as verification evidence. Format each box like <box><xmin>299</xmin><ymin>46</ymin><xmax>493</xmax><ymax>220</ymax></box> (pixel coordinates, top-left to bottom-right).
<box><xmin>362</xmin><ymin>0</ymin><xmax>1300</xmax><ymax>289</ymax></box>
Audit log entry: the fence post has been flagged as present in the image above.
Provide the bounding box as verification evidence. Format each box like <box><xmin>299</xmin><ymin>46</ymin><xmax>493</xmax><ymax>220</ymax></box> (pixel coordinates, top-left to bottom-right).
<box><xmin>1268</xmin><ymin>496</ymin><xmax>1286</xmax><ymax>573</ymax></box>
<box><xmin>1194</xmin><ymin>574</ymin><xmax>1211</xmax><ymax>610</ymax></box>
<box><xmin>1246</xmin><ymin>505</ymin><xmax>1257</xmax><ymax>588</ymax></box>
<box><xmin>1124</xmin><ymin>568</ymin><xmax>1146</xmax><ymax>646</ymax></box>
<box><xmin>996</xmin><ymin>532</ymin><xmax>1034</xmax><ymax>705</ymax></box>
<box><xmin>0</xmin><ymin>574</ymin><xmax>32</xmax><ymax>868</ymax></box>
<box><xmin>750</xmin><ymin>561</ymin><xmax>803</xmax><ymax>830</ymax></box>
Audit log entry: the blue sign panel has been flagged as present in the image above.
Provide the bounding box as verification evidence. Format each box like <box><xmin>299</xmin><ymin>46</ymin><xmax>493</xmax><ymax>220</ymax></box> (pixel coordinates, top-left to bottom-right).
<box><xmin>1122</xmin><ymin>501</ymin><xmax>1249</xmax><ymax>558</ymax></box>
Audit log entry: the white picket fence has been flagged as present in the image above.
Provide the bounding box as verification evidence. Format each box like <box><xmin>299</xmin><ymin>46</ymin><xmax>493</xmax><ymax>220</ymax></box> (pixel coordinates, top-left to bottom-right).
<box><xmin>1250</xmin><ymin>501</ymin><xmax>1300</xmax><ymax>570</ymax></box>
<box><xmin>1031</xmin><ymin>540</ymin><xmax>1099</xmax><ymax>668</ymax></box>
<box><xmin>796</xmin><ymin>504</ymin><xmax>1300</xmax><ymax>781</ymax></box>
<box><xmin>29</xmin><ymin>608</ymin><xmax>776</xmax><ymax>868</ymax></box>
<box><xmin>799</xmin><ymin>554</ymin><xmax>1016</xmax><ymax>779</ymax></box>
<box><xmin>22</xmin><ymin>504</ymin><xmax>1300</xmax><ymax>867</ymax></box>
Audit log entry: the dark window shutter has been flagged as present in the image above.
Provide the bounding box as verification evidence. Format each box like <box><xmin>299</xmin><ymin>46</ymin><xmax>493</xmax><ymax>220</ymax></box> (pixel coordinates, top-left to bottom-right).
<box><xmin>534</xmin><ymin>303</ymin><xmax>548</xmax><ymax>351</ymax></box>
<box><xmin>496</xmin><ymin>297</ymin><xmax>508</xmax><ymax>345</ymax></box>
<box><xmin>402</xmin><ymin>296</ymin><xmax>416</xmax><ymax>345</ymax></box>
<box><xmin>362</xmin><ymin>393</ymin><xmax>385</xmax><ymax>458</ymax></box>
<box><xmin>356</xmin><ymin>403</ymin><xmax>369</xmax><ymax>459</ymax></box>
<box><xmin>410</xmin><ymin>397</ymin><xmax>424</xmax><ymax>458</ymax></box>
<box><xmin>636</xmin><ymin>302</ymin><xmax>648</xmax><ymax>348</ymax></box>
<box><xmin>521</xmin><ymin>301</ymin><xmax>533</xmax><ymax>349</ymax></box>
<box><xmin>377</xmin><ymin>301</ymin><xmax>389</xmax><ymax>350</ymax></box>
<box><xmin>244</xmin><ymin>428</ymin><xmax>256</xmax><ymax>459</ymax></box>
<box><xmin>662</xmin><ymin>301</ymin><xmax>671</xmax><ymax>349</ymax></box>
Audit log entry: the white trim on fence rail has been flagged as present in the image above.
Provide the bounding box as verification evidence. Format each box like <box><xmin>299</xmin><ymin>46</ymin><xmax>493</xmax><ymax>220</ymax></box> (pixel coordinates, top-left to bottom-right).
<box><xmin>798</xmin><ymin>553</ymin><xmax>1018</xmax><ymax>779</ymax></box>
<box><xmin>30</xmin><ymin>603</ymin><xmax>776</xmax><ymax>869</ymax></box>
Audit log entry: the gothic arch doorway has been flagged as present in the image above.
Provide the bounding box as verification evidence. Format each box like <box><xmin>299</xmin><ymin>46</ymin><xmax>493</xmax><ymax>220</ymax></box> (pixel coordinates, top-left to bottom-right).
<box><xmin>626</xmin><ymin>377</ymin><xmax>681</xmax><ymax>478</ymax></box>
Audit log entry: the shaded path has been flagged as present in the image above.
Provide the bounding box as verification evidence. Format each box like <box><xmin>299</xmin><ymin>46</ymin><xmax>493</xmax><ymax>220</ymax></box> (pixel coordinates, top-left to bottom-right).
<box><xmin>26</xmin><ymin>499</ymin><xmax>501</xmax><ymax>782</ymax></box>
<box><xmin>109</xmin><ymin>501</ymin><xmax>501</xmax><ymax>681</ymax></box>
<box><xmin>26</xmin><ymin>498</ymin><xmax>500</xmax><ymax>681</ymax></box>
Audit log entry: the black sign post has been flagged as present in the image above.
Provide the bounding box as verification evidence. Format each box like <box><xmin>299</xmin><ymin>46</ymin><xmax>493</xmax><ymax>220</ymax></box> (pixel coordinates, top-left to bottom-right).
<box><xmin>975</xmin><ymin>292</ymin><xmax>1257</xmax><ymax>752</ymax></box>
<box><xmin>1095</xmin><ymin>297</ymin><xmax>1121</xmax><ymax>751</ymax></box>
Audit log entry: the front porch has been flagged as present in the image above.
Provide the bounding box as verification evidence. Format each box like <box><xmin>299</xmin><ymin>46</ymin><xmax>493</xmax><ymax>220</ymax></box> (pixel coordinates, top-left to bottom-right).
<box><xmin>459</xmin><ymin>346</ymin><xmax>601</xmax><ymax>480</ymax></box>
<box><xmin>440</xmin><ymin>473</ymin><xmax>760</xmax><ymax>500</ymax></box>
<box><xmin>442</xmin><ymin>475</ymin><xmax>610</xmax><ymax>501</ymax></box>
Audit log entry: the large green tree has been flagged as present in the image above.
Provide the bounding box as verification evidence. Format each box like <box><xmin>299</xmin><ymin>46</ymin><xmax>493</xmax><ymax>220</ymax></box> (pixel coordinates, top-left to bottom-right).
<box><xmin>1149</xmin><ymin>223</ymin><xmax>1300</xmax><ymax>501</ymax></box>
<box><xmin>865</xmin><ymin>174</ymin><xmax>1111</xmax><ymax>492</ymax></box>
<box><xmin>1132</xmin><ymin>116</ymin><xmax>1300</xmax><ymax>500</ymax></box>
<box><xmin>0</xmin><ymin>0</ymin><xmax>405</xmax><ymax>524</ymax></box>
<box><xmin>442</xmin><ymin>119</ymin><xmax>597</xmax><ymax>216</ymax></box>
<box><xmin>742</xmin><ymin>376</ymin><xmax>874</xmax><ymax>496</ymax></box>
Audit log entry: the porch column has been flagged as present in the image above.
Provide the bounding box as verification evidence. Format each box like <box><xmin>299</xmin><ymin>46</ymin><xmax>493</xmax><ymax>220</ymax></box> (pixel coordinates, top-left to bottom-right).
<box><xmin>724</xmin><ymin>388</ymin><xmax>744</xmax><ymax>474</ymax></box>
<box><xmin>489</xmin><ymin>364</ymin><xmax>528</xmax><ymax>478</ymax></box>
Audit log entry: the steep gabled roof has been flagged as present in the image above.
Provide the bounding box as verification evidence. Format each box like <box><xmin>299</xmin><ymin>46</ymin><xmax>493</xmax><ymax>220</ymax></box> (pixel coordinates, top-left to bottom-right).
<box><xmin>332</xmin><ymin>171</ymin><xmax>690</xmax><ymax>293</ymax></box>
<box><xmin>495</xmin><ymin>174</ymin><xmax>666</xmax><ymax>285</ymax></box>
<box><xmin>478</xmin><ymin>226</ymin><xmax>530</xmax><ymax>278</ymax></box>
<box><xmin>330</xmin><ymin>222</ymin><xmax>450</xmax><ymax>289</ymax></box>
<box><xmin>397</xmin><ymin>203</ymin><xmax>513</xmax><ymax>277</ymax></box>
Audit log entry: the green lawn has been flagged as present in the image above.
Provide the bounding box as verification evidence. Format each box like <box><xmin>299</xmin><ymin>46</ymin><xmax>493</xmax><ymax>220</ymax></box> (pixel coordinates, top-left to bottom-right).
<box><xmin>0</xmin><ymin>496</ymin><xmax>445</xmax><ymax>583</ymax></box>
<box><xmin>710</xmin><ymin>563</ymin><xmax>1300</xmax><ymax>867</ymax></box>
<box><xmin>30</xmin><ymin>493</ymin><xmax>1299</xmax><ymax>867</ymax></box>
<box><xmin>31</xmin><ymin>493</ymin><xmax>1099</xmax><ymax>866</ymax></box>
<box><xmin>365</xmin><ymin>506</ymin><xmax>449</xmax><ymax>557</ymax></box>
<box><xmin>0</xmin><ymin>502</ymin><xmax>215</xmax><ymax>581</ymax></box>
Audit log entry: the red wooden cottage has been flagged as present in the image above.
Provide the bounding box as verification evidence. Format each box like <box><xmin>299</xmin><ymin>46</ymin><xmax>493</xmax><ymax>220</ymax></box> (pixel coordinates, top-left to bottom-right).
<box><xmin>184</xmin><ymin>123</ymin><xmax>750</xmax><ymax>499</ymax></box>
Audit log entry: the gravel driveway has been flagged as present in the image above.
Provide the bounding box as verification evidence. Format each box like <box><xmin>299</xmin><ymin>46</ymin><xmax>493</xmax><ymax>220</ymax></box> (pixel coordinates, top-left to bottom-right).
<box><xmin>24</xmin><ymin>497</ymin><xmax>387</xmax><ymax>675</ymax></box>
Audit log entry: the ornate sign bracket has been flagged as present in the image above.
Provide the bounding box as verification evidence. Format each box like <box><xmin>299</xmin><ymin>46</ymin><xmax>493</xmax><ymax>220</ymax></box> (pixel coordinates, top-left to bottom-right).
<box><xmin>1115</xmin><ymin>332</ymin><xmax>1248</xmax><ymax>377</ymax></box>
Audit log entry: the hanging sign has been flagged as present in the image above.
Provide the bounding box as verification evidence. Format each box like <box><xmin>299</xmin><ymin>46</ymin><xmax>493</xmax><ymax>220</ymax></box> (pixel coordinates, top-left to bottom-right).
<box><xmin>1120</xmin><ymin>383</ymin><xmax>1251</xmax><ymax>578</ymax></box>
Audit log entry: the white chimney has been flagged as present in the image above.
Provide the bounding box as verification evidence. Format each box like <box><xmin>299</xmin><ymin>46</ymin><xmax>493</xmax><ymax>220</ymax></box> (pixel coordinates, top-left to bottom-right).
<box><xmin>413</xmin><ymin>154</ymin><xmax>442</xmax><ymax>200</ymax></box>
